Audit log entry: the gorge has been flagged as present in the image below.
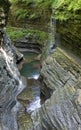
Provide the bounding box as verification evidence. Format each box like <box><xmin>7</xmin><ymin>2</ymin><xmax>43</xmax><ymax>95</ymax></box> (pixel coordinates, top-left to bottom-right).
<box><xmin>0</xmin><ymin>0</ymin><xmax>81</xmax><ymax>130</ymax></box>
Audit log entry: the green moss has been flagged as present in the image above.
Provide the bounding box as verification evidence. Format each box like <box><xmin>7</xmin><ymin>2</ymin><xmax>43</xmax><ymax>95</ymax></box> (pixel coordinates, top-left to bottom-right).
<box><xmin>6</xmin><ymin>27</ymin><xmax>27</xmax><ymax>40</ymax></box>
<box><xmin>6</xmin><ymin>26</ymin><xmax>48</xmax><ymax>45</ymax></box>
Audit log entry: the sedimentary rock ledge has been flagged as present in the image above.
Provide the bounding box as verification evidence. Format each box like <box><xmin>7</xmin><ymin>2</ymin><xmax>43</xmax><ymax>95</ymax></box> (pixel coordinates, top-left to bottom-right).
<box><xmin>32</xmin><ymin>47</ymin><xmax>81</xmax><ymax>130</ymax></box>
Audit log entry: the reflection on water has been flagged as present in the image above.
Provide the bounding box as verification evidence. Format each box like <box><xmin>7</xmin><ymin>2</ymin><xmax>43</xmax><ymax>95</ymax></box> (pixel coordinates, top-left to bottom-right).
<box><xmin>20</xmin><ymin>60</ymin><xmax>40</xmax><ymax>78</ymax></box>
<box><xmin>20</xmin><ymin>51</ymin><xmax>40</xmax><ymax>79</ymax></box>
<box><xmin>22</xmin><ymin>51</ymin><xmax>37</xmax><ymax>60</ymax></box>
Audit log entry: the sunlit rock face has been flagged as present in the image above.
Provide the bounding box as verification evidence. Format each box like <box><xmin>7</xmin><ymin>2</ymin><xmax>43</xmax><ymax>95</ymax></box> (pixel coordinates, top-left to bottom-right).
<box><xmin>0</xmin><ymin>7</ymin><xmax>24</xmax><ymax>111</ymax></box>
<box><xmin>0</xmin><ymin>47</ymin><xmax>19</xmax><ymax>111</ymax></box>
<box><xmin>32</xmin><ymin>49</ymin><xmax>81</xmax><ymax>130</ymax></box>
<box><xmin>0</xmin><ymin>7</ymin><xmax>25</xmax><ymax>130</ymax></box>
<box><xmin>0</xmin><ymin>7</ymin><xmax>23</xmax><ymax>64</ymax></box>
<box><xmin>40</xmin><ymin>49</ymin><xmax>81</xmax><ymax>98</ymax></box>
<box><xmin>0</xmin><ymin>31</ymin><xmax>25</xmax><ymax>130</ymax></box>
<box><xmin>2</xmin><ymin>31</ymin><xmax>23</xmax><ymax>64</ymax></box>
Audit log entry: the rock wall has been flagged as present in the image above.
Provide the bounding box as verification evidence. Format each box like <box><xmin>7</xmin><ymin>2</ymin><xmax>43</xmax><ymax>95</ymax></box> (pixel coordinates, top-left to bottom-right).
<box><xmin>56</xmin><ymin>20</ymin><xmax>81</xmax><ymax>57</ymax></box>
<box><xmin>0</xmin><ymin>30</ymin><xmax>26</xmax><ymax>129</ymax></box>
<box><xmin>32</xmin><ymin>48</ymin><xmax>81</xmax><ymax>130</ymax></box>
<box><xmin>2</xmin><ymin>31</ymin><xmax>23</xmax><ymax>63</ymax></box>
<box><xmin>0</xmin><ymin>33</ymin><xmax>24</xmax><ymax>110</ymax></box>
<box><xmin>14</xmin><ymin>35</ymin><xmax>42</xmax><ymax>53</ymax></box>
<box><xmin>0</xmin><ymin>8</ymin><xmax>25</xmax><ymax>128</ymax></box>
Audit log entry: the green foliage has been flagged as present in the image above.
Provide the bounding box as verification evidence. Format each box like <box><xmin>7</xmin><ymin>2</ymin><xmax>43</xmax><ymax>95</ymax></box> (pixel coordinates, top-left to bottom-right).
<box><xmin>6</xmin><ymin>26</ymin><xmax>48</xmax><ymax>45</ymax></box>
<box><xmin>6</xmin><ymin>27</ymin><xmax>27</xmax><ymax>40</ymax></box>
<box><xmin>9</xmin><ymin>0</ymin><xmax>52</xmax><ymax>21</ymax></box>
<box><xmin>52</xmin><ymin>0</ymin><xmax>81</xmax><ymax>20</ymax></box>
<box><xmin>9</xmin><ymin>0</ymin><xmax>81</xmax><ymax>21</ymax></box>
<box><xmin>15</xmin><ymin>9</ymin><xmax>29</xmax><ymax>20</ymax></box>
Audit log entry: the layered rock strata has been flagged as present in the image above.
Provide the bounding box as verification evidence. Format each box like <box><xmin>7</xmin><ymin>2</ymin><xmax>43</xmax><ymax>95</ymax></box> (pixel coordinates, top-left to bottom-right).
<box><xmin>0</xmin><ymin>6</ymin><xmax>25</xmax><ymax>130</ymax></box>
<box><xmin>32</xmin><ymin>48</ymin><xmax>81</xmax><ymax>130</ymax></box>
<box><xmin>15</xmin><ymin>36</ymin><xmax>42</xmax><ymax>53</ymax></box>
<box><xmin>56</xmin><ymin>20</ymin><xmax>81</xmax><ymax>57</ymax></box>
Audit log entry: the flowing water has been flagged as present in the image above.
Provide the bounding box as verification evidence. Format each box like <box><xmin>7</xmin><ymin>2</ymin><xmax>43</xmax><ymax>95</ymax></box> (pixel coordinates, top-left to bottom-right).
<box><xmin>17</xmin><ymin>51</ymin><xmax>41</xmax><ymax>130</ymax></box>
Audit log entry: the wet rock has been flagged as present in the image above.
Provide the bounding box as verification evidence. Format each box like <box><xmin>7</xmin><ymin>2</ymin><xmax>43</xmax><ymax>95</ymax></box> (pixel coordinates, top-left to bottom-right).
<box><xmin>32</xmin><ymin>48</ymin><xmax>81</xmax><ymax>130</ymax></box>
<box><xmin>18</xmin><ymin>110</ymin><xmax>33</xmax><ymax>130</ymax></box>
<box><xmin>14</xmin><ymin>35</ymin><xmax>42</xmax><ymax>53</ymax></box>
<box><xmin>17</xmin><ymin>79</ymin><xmax>41</xmax><ymax>130</ymax></box>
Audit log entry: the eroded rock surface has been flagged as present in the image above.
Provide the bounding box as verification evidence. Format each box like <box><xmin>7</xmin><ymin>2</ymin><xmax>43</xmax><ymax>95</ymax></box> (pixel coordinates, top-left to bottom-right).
<box><xmin>32</xmin><ymin>48</ymin><xmax>81</xmax><ymax>130</ymax></box>
<box><xmin>0</xmin><ymin>5</ymin><xmax>26</xmax><ymax>130</ymax></box>
<box><xmin>2</xmin><ymin>31</ymin><xmax>23</xmax><ymax>64</ymax></box>
<box><xmin>15</xmin><ymin>35</ymin><xmax>42</xmax><ymax>53</ymax></box>
<box><xmin>0</xmin><ymin>46</ymin><xmax>24</xmax><ymax>111</ymax></box>
<box><xmin>0</xmin><ymin>39</ymin><xmax>25</xmax><ymax>130</ymax></box>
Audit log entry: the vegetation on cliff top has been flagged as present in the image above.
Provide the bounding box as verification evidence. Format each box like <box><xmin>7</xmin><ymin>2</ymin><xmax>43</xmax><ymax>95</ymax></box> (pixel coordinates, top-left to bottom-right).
<box><xmin>9</xmin><ymin>0</ymin><xmax>81</xmax><ymax>21</ymax></box>
<box><xmin>52</xmin><ymin>0</ymin><xmax>81</xmax><ymax>20</ymax></box>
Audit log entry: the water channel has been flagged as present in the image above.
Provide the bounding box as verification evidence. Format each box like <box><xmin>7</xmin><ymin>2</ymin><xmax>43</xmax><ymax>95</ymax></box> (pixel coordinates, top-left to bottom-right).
<box><xmin>17</xmin><ymin>50</ymin><xmax>41</xmax><ymax>130</ymax></box>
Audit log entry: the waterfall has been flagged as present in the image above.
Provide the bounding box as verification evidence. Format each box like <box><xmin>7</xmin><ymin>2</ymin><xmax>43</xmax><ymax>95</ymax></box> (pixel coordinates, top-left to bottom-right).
<box><xmin>49</xmin><ymin>16</ymin><xmax>56</xmax><ymax>53</ymax></box>
<box><xmin>41</xmin><ymin>16</ymin><xmax>56</xmax><ymax>60</ymax></box>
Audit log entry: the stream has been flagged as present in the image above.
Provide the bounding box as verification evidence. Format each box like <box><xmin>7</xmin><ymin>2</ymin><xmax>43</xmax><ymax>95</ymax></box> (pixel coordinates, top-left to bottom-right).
<box><xmin>17</xmin><ymin>51</ymin><xmax>41</xmax><ymax>130</ymax></box>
